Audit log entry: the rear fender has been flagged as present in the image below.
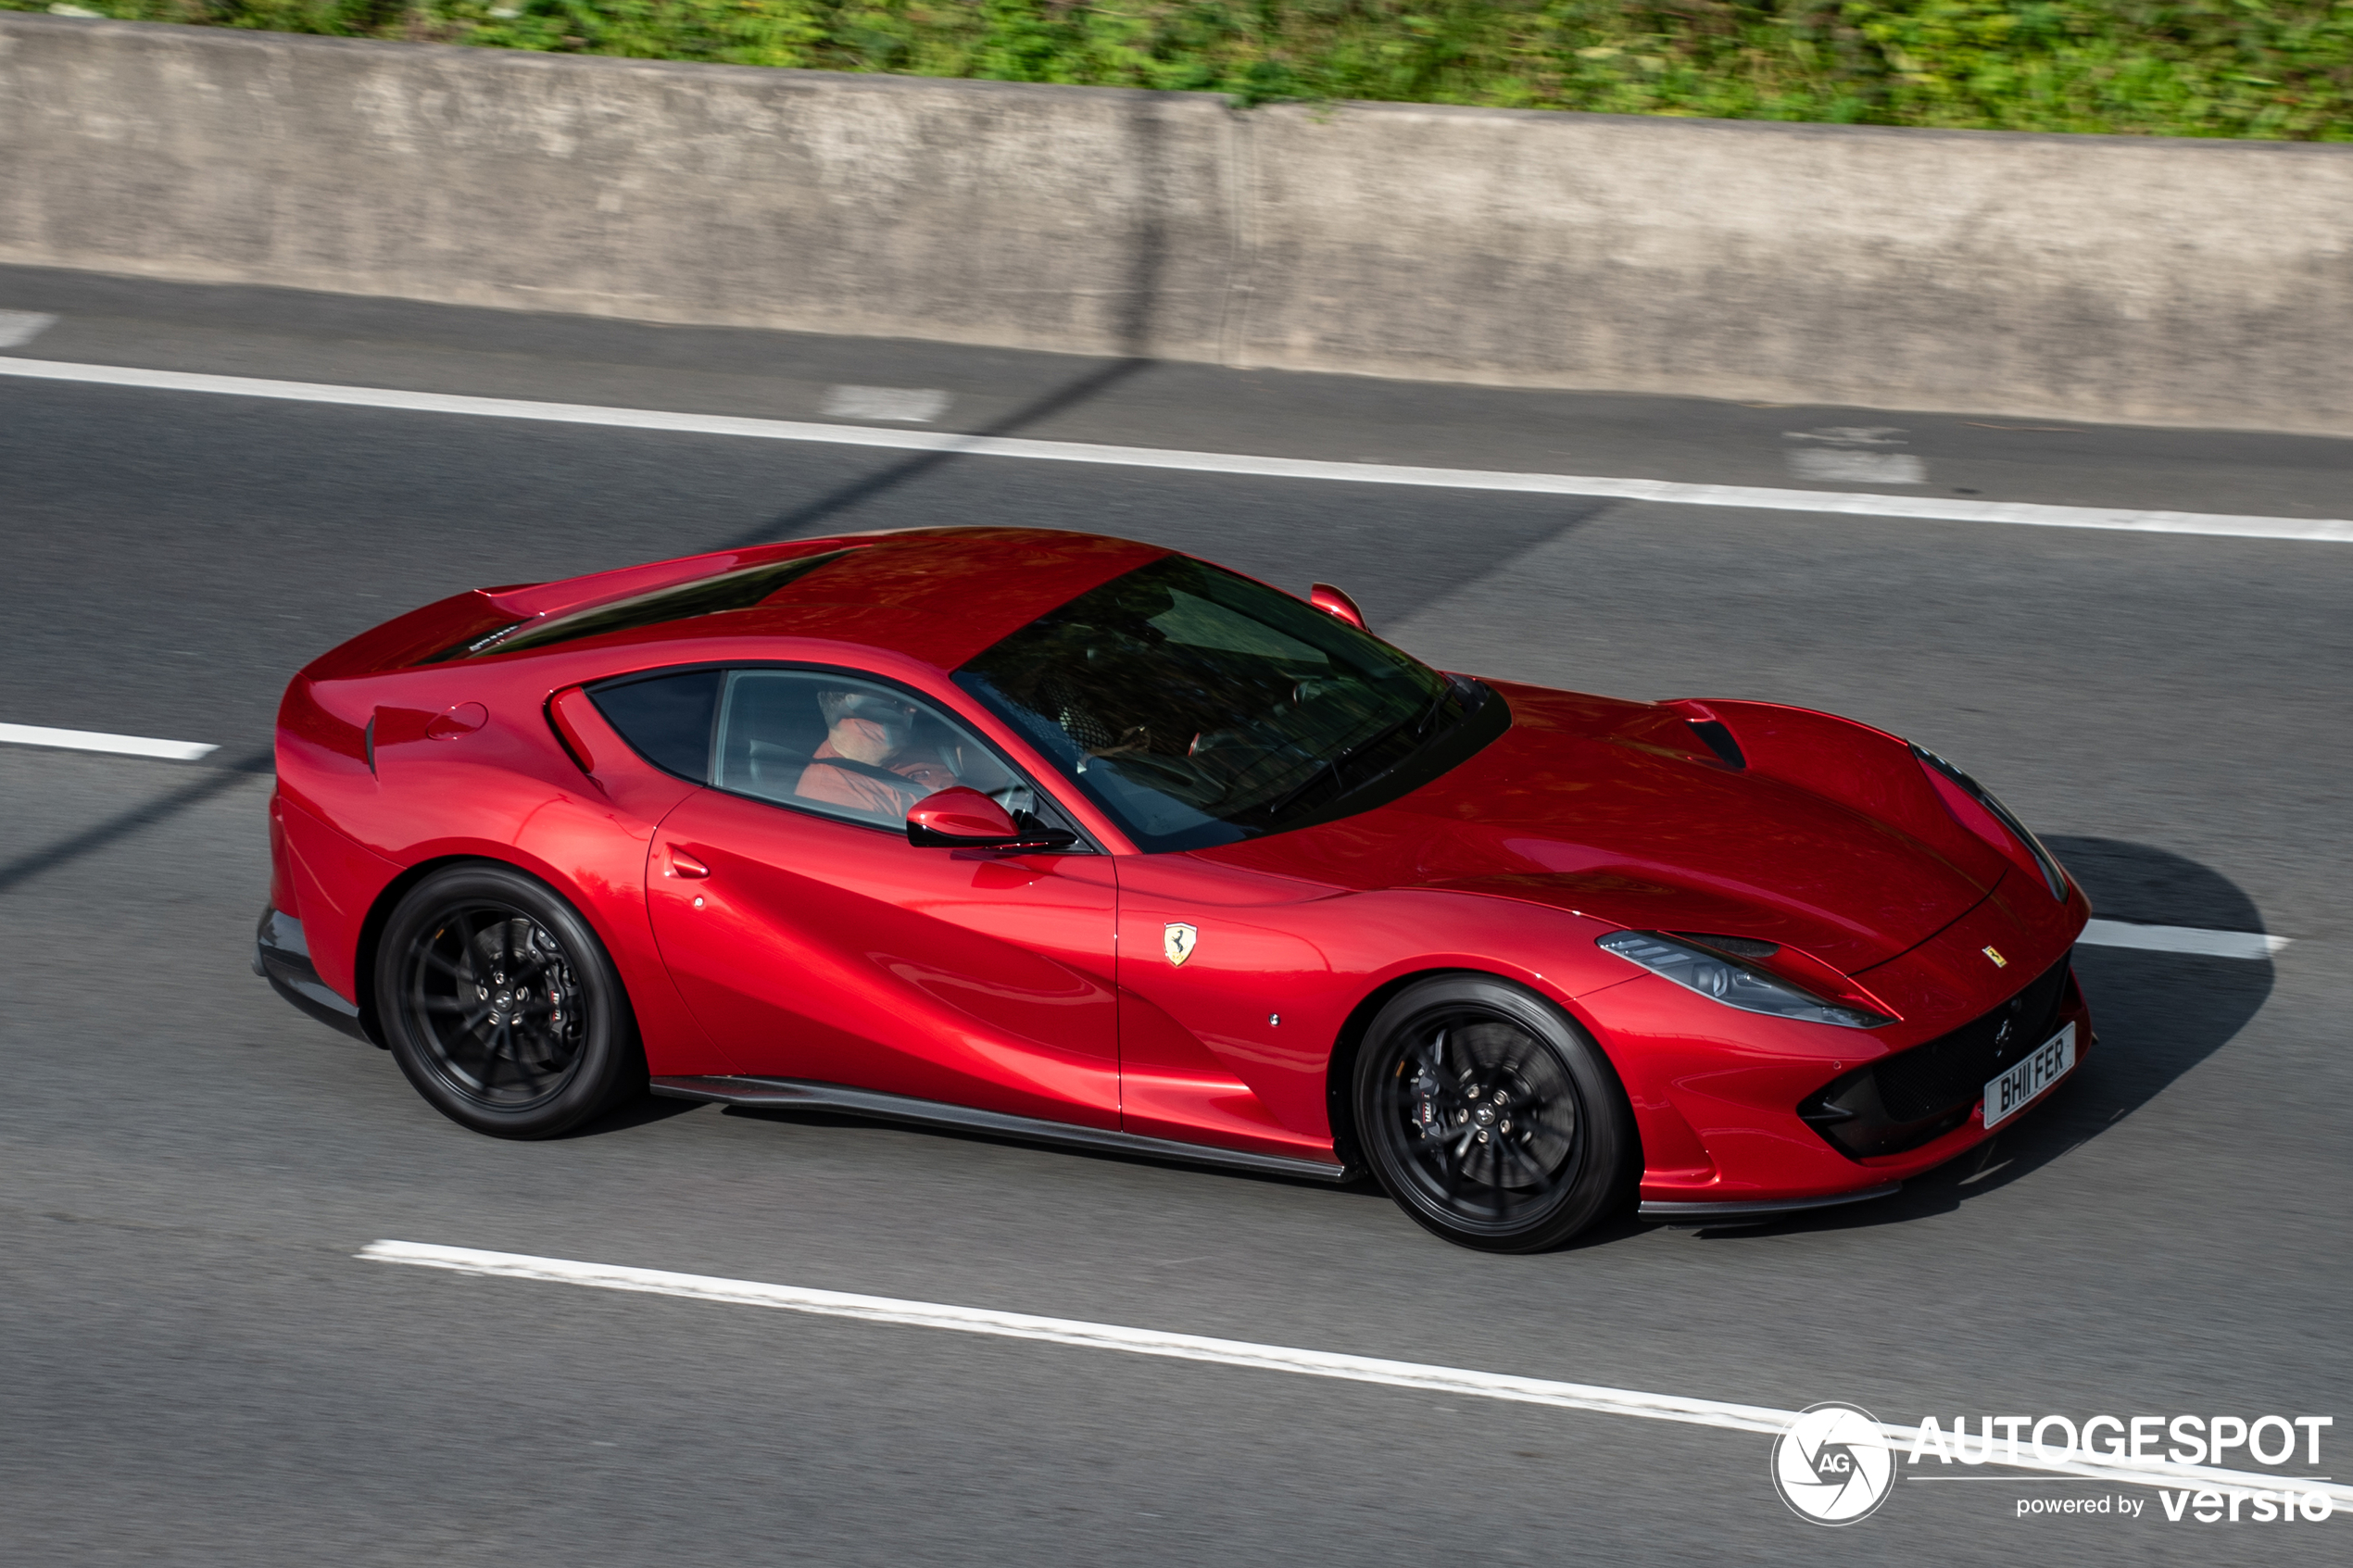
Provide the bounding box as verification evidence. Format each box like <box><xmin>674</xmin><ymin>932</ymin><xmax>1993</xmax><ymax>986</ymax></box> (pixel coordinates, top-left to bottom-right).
<box><xmin>274</xmin><ymin>797</ymin><xmax>402</xmax><ymax>1003</ymax></box>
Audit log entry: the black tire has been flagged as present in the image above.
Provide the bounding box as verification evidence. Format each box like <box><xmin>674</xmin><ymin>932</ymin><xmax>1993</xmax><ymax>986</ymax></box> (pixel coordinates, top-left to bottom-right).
<box><xmin>1353</xmin><ymin>974</ymin><xmax>1636</xmax><ymax>1252</ymax></box>
<box><xmin>374</xmin><ymin>863</ymin><xmax>644</xmax><ymax>1139</ymax></box>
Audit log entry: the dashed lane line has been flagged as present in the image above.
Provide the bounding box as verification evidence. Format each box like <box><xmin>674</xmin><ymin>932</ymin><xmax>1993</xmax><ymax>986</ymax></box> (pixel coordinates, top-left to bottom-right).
<box><xmin>360</xmin><ymin>1241</ymin><xmax>2353</xmax><ymax>1506</ymax></box>
<box><xmin>0</xmin><ymin>312</ymin><xmax>57</xmax><ymax>349</ymax></box>
<box><xmin>0</xmin><ymin>722</ymin><xmax>219</xmax><ymax>761</ymax></box>
<box><xmin>2080</xmin><ymin>920</ymin><xmax>2290</xmax><ymax>960</ymax></box>
<box><xmin>822</xmin><ymin>384</ymin><xmax>951</xmax><ymax>422</ymax></box>
<box><xmin>4</xmin><ymin>357</ymin><xmax>2348</xmax><ymax>545</ymax></box>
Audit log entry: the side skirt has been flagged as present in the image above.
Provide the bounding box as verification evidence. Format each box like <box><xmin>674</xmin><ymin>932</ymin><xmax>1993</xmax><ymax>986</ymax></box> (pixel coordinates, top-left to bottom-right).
<box><xmin>649</xmin><ymin>1074</ymin><xmax>1356</xmax><ymax>1185</ymax></box>
<box><xmin>1637</xmin><ymin>1183</ymin><xmax>1901</xmax><ymax>1226</ymax></box>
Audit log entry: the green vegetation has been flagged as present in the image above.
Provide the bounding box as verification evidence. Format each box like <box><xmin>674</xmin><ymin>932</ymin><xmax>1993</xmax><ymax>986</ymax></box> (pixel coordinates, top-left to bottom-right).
<box><xmin>17</xmin><ymin>0</ymin><xmax>2353</xmax><ymax>137</ymax></box>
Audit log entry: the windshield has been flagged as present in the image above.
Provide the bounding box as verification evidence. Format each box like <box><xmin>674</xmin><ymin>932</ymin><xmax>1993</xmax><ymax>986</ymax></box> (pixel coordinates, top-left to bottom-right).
<box><xmin>955</xmin><ymin>556</ymin><xmax>1490</xmax><ymax>851</ymax></box>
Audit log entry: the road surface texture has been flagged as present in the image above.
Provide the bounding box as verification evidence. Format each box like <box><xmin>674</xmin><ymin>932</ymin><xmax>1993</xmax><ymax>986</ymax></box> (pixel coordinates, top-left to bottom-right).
<box><xmin>2</xmin><ymin>264</ymin><xmax>2347</xmax><ymax>1565</ymax></box>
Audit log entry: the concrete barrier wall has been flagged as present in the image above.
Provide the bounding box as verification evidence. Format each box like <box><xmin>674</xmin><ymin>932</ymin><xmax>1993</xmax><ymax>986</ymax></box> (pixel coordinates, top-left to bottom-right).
<box><xmin>5</xmin><ymin>14</ymin><xmax>2350</xmax><ymax>433</ymax></box>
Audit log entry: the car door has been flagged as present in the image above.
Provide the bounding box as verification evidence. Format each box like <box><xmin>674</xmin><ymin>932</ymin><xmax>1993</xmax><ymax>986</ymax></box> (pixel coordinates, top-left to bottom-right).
<box><xmin>627</xmin><ymin>665</ymin><xmax>1121</xmax><ymax>1128</ymax></box>
<box><xmin>1113</xmin><ymin>851</ymin><xmax>1351</xmax><ymax>1162</ymax></box>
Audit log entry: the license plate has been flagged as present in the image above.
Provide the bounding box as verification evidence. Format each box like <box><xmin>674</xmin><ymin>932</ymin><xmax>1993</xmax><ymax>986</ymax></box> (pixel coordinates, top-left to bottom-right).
<box><xmin>1984</xmin><ymin>1022</ymin><xmax>2076</xmax><ymax>1130</ymax></box>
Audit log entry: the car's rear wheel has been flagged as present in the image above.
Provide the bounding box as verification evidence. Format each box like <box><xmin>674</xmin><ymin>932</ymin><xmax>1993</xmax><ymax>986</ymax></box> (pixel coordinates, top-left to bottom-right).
<box><xmin>375</xmin><ymin>863</ymin><xmax>643</xmax><ymax>1139</ymax></box>
<box><xmin>1353</xmin><ymin>975</ymin><xmax>1635</xmax><ymax>1252</ymax></box>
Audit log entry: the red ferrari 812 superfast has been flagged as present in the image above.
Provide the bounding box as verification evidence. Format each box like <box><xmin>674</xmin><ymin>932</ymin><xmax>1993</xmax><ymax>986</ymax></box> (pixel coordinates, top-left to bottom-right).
<box><xmin>259</xmin><ymin>528</ymin><xmax>2093</xmax><ymax>1250</ymax></box>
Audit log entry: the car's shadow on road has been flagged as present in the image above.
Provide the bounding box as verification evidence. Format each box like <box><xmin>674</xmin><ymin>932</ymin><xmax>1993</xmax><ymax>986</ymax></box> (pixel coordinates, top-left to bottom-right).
<box><xmin>564</xmin><ymin>1094</ymin><xmax>705</xmax><ymax>1137</ymax></box>
<box><xmin>714</xmin><ymin>1104</ymin><xmax>1392</xmax><ymax>1196</ymax></box>
<box><xmin>1679</xmin><ymin>835</ymin><xmax>2277</xmax><ymax>1243</ymax></box>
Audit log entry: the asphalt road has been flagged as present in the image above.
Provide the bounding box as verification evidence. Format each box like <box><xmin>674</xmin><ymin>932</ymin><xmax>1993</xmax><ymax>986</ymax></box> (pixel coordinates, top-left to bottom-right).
<box><xmin>2</xmin><ymin>266</ymin><xmax>2348</xmax><ymax>1566</ymax></box>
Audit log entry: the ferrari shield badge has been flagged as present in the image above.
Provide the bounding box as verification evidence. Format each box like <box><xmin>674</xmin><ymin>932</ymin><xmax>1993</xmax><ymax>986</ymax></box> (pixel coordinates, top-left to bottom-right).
<box><xmin>1164</xmin><ymin>922</ymin><xmax>1199</xmax><ymax>967</ymax></box>
<box><xmin>1982</xmin><ymin>946</ymin><xmax>2008</xmax><ymax>968</ymax></box>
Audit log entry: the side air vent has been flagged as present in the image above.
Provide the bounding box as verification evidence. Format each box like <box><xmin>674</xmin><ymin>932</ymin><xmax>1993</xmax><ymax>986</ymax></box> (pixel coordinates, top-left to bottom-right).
<box><xmin>1687</xmin><ymin>719</ymin><xmax>1745</xmax><ymax>771</ymax></box>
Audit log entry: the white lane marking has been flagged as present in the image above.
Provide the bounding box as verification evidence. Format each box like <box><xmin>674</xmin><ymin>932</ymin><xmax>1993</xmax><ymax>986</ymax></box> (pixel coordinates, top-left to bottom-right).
<box><xmin>0</xmin><ymin>722</ymin><xmax>219</xmax><ymax>761</ymax></box>
<box><xmin>1788</xmin><ymin>426</ymin><xmax>1909</xmax><ymax>446</ymax></box>
<box><xmin>1785</xmin><ymin>426</ymin><xmax>1926</xmax><ymax>485</ymax></box>
<box><xmin>1788</xmin><ymin>448</ymin><xmax>1927</xmax><ymax>484</ymax></box>
<box><xmin>823</xmin><ymin>384</ymin><xmax>950</xmax><ymax>422</ymax></box>
<box><xmin>361</xmin><ymin>1241</ymin><xmax>2353</xmax><ymax>1506</ymax></box>
<box><xmin>0</xmin><ymin>312</ymin><xmax>58</xmax><ymax>349</ymax></box>
<box><xmin>5</xmin><ymin>358</ymin><xmax>2347</xmax><ymax>544</ymax></box>
<box><xmin>2081</xmin><ymin>919</ymin><xmax>2290</xmax><ymax>960</ymax></box>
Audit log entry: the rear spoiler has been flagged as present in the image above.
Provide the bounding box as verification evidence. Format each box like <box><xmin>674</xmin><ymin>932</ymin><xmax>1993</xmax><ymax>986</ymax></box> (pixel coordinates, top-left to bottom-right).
<box><xmin>478</xmin><ymin>543</ymin><xmax>824</xmax><ymax>621</ymax></box>
<box><xmin>301</xmin><ymin>540</ymin><xmax>855</xmax><ymax>679</ymax></box>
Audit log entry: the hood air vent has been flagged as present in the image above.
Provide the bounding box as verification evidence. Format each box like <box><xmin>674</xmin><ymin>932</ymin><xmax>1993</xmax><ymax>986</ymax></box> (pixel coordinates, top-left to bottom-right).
<box><xmin>1686</xmin><ymin>719</ymin><xmax>1745</xmax><ymax>771</ymax></box>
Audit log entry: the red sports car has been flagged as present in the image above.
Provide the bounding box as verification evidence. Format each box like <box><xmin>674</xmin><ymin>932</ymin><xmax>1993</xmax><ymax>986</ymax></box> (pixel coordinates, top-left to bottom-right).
<box><xmin>258</xmin><ymin>527</ymin><xmax>2092</xmax><ymax>1251</ymax></box>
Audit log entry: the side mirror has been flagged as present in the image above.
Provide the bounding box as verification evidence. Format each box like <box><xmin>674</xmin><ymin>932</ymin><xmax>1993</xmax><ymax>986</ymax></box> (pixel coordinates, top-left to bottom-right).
<box><xmin>1310</xmin><ymin>583</ymin><xmax>1369</xmax><ymax>633</ymax></box>
<box><xmin>906</xmin><ymin>787</ymin><xmax>1076</xmax><ymax>850</ymax></box>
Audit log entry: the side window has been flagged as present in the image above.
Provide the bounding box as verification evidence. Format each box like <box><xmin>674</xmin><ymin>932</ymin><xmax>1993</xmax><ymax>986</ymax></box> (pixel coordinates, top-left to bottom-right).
<box><xmin>711</xmin><ymin>669</ymin><xmax>1077</xmax><ymax>836</ymax></box>
<box><xmin>588</xmin><ymin>669</ymin><xmax>722</xmax><ymax>782</ymax></box>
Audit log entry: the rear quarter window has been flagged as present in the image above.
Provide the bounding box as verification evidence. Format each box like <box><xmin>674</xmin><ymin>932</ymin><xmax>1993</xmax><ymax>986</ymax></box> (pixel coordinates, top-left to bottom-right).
<box><xmin>589</xmin><ymin>670</ymin><xmax>721</xmax><ymax>782</ymax></box>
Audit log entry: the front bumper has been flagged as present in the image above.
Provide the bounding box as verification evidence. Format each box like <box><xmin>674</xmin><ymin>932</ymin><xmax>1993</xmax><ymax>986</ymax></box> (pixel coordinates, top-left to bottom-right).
<box><xmin>1638</xmin><ymin>1183</ymin><xmax>1902</xmax><ymax>1226</ymax></box>
<box><xmin>254</xmin><ymin>905</ymin><xmax>373</xmax><ymax>1044</ymax></box>
<box><xmin>1616</xmin><ymin>954</ymin><xmax>2095</xmax><ymax>1215</ymax></box>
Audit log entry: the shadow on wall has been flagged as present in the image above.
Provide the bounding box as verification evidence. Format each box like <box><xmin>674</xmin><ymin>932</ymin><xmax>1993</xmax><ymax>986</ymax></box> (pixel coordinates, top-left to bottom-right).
<box><xmin>1693</xmin><ymin>836</ymin><xmax>2275</xmax><ymax>1240</ymax></box>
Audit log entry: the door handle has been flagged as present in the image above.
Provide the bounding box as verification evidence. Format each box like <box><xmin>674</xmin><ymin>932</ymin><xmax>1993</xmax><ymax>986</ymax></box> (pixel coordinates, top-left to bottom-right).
<box><xmin>665</xmin><ymin>847</ymin><xmax>711</xmax><ymax>880</ymax></box>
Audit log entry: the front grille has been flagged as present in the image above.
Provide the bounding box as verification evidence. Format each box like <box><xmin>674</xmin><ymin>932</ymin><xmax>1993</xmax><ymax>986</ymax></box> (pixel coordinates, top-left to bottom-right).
<box><xmin>1799</xmin><ymin>952</ymin><xmax>2073</xmax><ymax>1159</ymax></box>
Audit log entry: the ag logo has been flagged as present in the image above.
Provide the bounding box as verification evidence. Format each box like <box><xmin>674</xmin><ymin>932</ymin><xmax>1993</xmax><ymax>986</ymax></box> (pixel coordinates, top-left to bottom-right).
<box><xmin>1771</xmin><ymin>1402</ymin><xmax>1894</xmax><ymax>1525</ymax></box>
<box><xmin>1164</xmin><ymin>922</ymin><xmax>1198</xmax><ymax>967</ymax></box>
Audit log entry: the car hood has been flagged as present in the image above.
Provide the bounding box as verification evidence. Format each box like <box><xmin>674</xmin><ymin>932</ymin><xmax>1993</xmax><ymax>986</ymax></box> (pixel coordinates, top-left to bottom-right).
<box><xmin>1199</xmin><ymin>682</ymin><xmax>2010</xmax><ymax>976</ymax></box>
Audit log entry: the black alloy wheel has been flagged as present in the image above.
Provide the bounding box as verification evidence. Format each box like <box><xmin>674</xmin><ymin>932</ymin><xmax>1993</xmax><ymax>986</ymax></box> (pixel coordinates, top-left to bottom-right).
<box><xmin>1353</xmin><ymin>975</ymin><xmax>1636</xmax><ymax>1251</ymax></box>
<box><xmin>376</xmin><ymin>863</ymin><xmax>644</xmax><ymax>1138</ymax></box>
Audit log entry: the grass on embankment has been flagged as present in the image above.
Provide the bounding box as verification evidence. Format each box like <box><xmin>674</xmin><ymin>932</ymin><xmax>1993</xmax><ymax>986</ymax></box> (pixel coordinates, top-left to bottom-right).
<box><xmin>15</xmin><ymin>0</ymin><xmax>2352</xmax><ymax>139</ymax></box>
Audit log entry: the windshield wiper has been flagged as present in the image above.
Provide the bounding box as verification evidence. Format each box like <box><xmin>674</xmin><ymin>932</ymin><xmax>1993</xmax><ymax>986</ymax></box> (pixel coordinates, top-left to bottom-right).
<box><xmin>1252</xmin><ymin>683</ymin><xmax>1457</xmax><ymax>825</ymax></box>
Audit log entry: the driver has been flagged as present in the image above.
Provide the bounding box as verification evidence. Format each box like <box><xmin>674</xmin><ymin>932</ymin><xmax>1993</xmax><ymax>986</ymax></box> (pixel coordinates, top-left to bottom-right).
<box><xmin>796</xmin><ymin>689</ymin><xmax>959</xmax><ymax>821</ymax></box>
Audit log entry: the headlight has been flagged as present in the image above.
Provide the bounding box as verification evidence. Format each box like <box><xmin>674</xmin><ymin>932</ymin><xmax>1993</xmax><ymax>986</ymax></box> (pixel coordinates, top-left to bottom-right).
<box><xmin>1911</xmin><ymin>744</ymin><xmax>2067</xmax><ymax>901</ymax></box>
<box><xmin>1596</xmin><ymin>932</ymin><xmax>1890</xmax><ymax>1029</ymax></box>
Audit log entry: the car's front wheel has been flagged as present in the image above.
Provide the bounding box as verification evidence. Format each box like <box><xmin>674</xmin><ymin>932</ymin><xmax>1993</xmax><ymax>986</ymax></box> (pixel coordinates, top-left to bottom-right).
<box><xmin>375</xmin><ymin>863</ymin><xmax>644</xmax><ymax>1139</ymax></box>
<box><xmin>1353</xmin><ymin>974</ymin><xmax>1635</xmax><ymax>1251</ymax></box>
